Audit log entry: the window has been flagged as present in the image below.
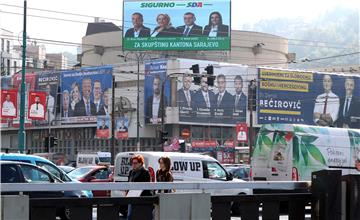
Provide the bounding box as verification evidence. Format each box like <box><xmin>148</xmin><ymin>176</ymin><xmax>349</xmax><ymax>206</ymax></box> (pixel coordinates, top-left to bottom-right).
<box><xmin>192</xmin><ymin>126</ymin><xmax>204</xmax><ymax>139</ymax></box>
<box><xmin>6</xmin><ymin>40</ymin><xmax>10</xmax><ymax>53</ymax></box>
<box><xmin>36</xmin><ymin>161</ymin><xmax>65</xmax><ymax>181</ymax></box>
<box><xmin>1</xmin><ymin>164</ymin><xmax>20</xmax><ymax>183</ymax></box>
<box><xmin>210</xmin><ymin>127</ymin><xmax>221</xmax><ymax>139</ymax></box>
<box><xmin>202</xmin><ymin>161</ymin><xmax>227</xmax><ymax>180</ymax></box>
<box><xmin>19</xmin><ymin>165</ymin><xmax>52</xmax><ymax>183</ymax></box>
<box><xmin>93</xmin><ymin>168</ymin><xmax>111</xmax><ymax>179</ymax></box>
<box><xmin>1</xmin><ymin>39</ymin><xmax>4</xmax><ymax>51</ymax></box>
<box><xmin>6</xmin><ymin>59</ymin><xmax>10</xmax><ymax>75</ymax></box>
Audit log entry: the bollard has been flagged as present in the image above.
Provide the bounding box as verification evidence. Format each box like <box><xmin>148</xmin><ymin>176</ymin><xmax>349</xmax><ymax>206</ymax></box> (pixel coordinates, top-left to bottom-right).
<box><xmin>1</xmin><ymin>195</ymin><xmax>29</xmax><ymax>220</ymax></box>
<box><xmin>342</xmin><ymin>175</ymin><xmax>360</xmax><ymax>220</ymax></box>
<box><xmin>311</xmin><ymin>169</ymin><xmax>342</xmax><ymax>220</ymax></box>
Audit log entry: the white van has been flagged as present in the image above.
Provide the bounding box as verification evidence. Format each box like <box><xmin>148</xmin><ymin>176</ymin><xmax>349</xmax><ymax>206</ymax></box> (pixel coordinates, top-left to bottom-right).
<box><xmin>76</xmin><ymin>152</ymin><xmax>111</xmax><ymax>167</ymax></box>
<box><xmin>112</xmin><ymin>151</ymin><xmax>252</xmax><ymax>196</ymax></box>
<box><xmin>251</xmin><ymin>124</ymin><xmax>360</xmax><ymax>181</ymax></box>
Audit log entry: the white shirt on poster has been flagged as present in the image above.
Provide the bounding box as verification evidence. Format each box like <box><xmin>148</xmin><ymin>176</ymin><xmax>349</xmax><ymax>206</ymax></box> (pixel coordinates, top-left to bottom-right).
<box><xmin>152</xmin><ymin>95</ymin><xmax>161</xmax><ymax>119</ymax></box>
<box><xmin>208</xmin><ymin>26</ymin><xmax>218</xmax><ymax>37</ymax></box>
<box><xmin>2</xmin><ymin>100</ymin><xmax>16</xmax><ymax>116</ymax></box>
<box><xmin>29</xmin><ymin>103</ymin><xmax>45</xmax><ymax>118</ymax></box>
<box><xmin>313</xmin><ymin>91</ymin><xmax>340</xmax><ymax>123</ymax></box>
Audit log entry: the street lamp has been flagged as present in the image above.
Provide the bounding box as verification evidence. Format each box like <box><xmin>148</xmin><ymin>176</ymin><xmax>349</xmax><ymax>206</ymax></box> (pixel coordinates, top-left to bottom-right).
<box><xmin>118</xmin><ymin>53</ymin><xmax>150</xmax><ymax>151</ymax></box>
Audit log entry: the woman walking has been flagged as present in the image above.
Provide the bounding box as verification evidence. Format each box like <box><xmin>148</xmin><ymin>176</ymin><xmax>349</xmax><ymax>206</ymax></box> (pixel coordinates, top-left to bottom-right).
<box><xmin>156</xmin><ymin>156</ymin><xmax>174</xmax><ymax>193</ymax></box>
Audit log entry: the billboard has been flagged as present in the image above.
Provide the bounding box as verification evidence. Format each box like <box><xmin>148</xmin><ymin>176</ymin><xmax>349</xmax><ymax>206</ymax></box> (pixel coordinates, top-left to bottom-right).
<box><xmin>116</xmin><ymin>116</ymin><xmax>129</xmax><ymax>139</ymax></box>
<box><xmin>144</xmin><ymin>59</ymin><xmax>170</xmax><ymax>124</ymax></box>
<box><xmin>36</xmin><ymin>71</ymin><xmax>60</xmax><ymax>124</ymax></box>
<box><xmin>258</xmin><ymin>69</ymin><xmax>360</xmax><ymax>128</ymax></box>
<box><xmin>28</xmin><ymin>91</ymin><xmax>47</xmax><ymax>120</ymax></box>
<box><xmin>0</xmin><ymin>90</ymin><xmax>18</xmax><ymax>118</ymax></box>
<box><xmin>123</xmin><ymin>0</ymin><xmax>231</xmax><ymax>51</ymax></box>
<box><xmin>96</xmin><ymin>116</ymin><xmax>111</xmax><ymax>139</ymax></box>
<box><xmin>177</xmin><ymin>59</ymin><xmax>254</xmax><ymax>125</ymax></box>
<box><xmin>60</xmin><ymin>66</ymin><xmax>113</xmax><ymax>123</ymax></box>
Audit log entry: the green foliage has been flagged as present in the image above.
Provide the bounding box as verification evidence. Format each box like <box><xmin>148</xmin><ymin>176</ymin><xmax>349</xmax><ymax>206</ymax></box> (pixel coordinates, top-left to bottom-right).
<box><xmin>307</xmin><ymin>144</ymin><xmax>327</xmax><ymax>165</ymax></box>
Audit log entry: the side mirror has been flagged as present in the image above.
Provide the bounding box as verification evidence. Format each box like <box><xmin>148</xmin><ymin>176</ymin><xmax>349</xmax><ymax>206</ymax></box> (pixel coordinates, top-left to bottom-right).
<box><xmin>226</xmin><ymin>172</ymin><xmax>233</xmax><ymax>181</ymax></box>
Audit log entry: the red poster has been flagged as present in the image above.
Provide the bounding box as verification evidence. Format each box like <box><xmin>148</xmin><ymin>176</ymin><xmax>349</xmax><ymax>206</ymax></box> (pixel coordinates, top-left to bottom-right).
<box><xmin>217</xmin><ymin>152</ymin><xmax>235</xmax><ymax>164</ymax></box>
<box><xmin>96</xmin><ymin>116</ymin><xmax>111</xmax><ymax>139</ymax></box>
<box><xmin>116</xmin><ymin>131</ymin><xmax>128</xmax><ymax>139</ymax></box>
<box><xmin>236</xmin><ymin>123</ymin><xmax>248</xmax><ymax>143</ymax></box>
<box><xmin>0</xmin><ymin>90</ymin><xmax>18</xmax><ymax>118</ymax></box>
<box><xmin>97</xmin><ymin>129</ymin><xmax>111</xmax><ymax>139</ymax></box>
<box><xmin>28</xmin><ymin>91</ymin><xmax>47</xmax><ymax>120</ymax></box>
<box><xmin>191</xmin><ymin>140</ymin><xmax>217</xmax><ymax>148</ymax></box>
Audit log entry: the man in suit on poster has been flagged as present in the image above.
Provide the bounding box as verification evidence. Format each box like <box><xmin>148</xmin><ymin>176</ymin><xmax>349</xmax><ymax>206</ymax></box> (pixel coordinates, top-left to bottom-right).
<box><xmin>233</xmin><ymin>75</ymin><xmax>247</xmax><ymax>119</ymax></box>
<box><xmin>193</xmin><ymin>76</ymin><xmax>216</xmax><ymax>110</ymax></box>
<box><xmin>177</xmin><ymin>74</ymin><xmax>194</xmax><ymax>108</ymax></box>
<box><xmin>125</xmin><ymin>13</ymin><xmax>151</xmax><ymax>38</ymax></box>
<box><xmin>337</xmin><ymin>77</ymin><xmax>360</xmax><ymax>128</ymax></box>
<box><xmin>145</xmin><ymin>75</ymin><xmax>168</xmax><ymax>124</ymax></box>
<box><xmin>74</xmin><ymin>78</ymin><xmax>96</xmax><ymax>116</ymax></box>
<box><xmin>215</xmin><ymin>74</ymin><xmax>234</xmax><ymax>117</ymax></box>
<box><xmin>176</xmin><ymin>12</ymin><xmax>203</xmax><ymax>37</ymax></box>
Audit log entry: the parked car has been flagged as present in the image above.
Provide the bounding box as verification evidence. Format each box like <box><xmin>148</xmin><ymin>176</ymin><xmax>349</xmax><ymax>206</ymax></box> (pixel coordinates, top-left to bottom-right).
<box><xmin>225</xmin><ymin>165</ymin><xmax>250</xmax><ymax>181</ymax></box>
<box><xmin>68</xmin><ymin>165</ymin><xmax>114</xmax><ymax>197</ymax></box>
<box><xmin>58</xmin><ymin>165</ymin><xmax>76</xmax><ymax>174</ymax></box>
<box><xmin>1</xmin><ymin>161</ymin><xmax>81</xmax><ymax>220</ymax></box>
<box><xmin>0</xmin><ymin>153</ymin><xmax>93</xmax><ymax>198</ymax></box>
<box><xmin>76</xmin><ymin>152</ymin><xmax>111</xmax><ymax>167</ymax></box>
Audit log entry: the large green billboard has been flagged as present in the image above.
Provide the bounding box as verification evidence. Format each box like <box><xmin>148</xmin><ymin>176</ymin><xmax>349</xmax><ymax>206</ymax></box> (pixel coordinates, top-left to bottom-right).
<box><xmin>122</xmin><ymin>0</ymin><xmax>231</xmax><ymax>51</ymax></box>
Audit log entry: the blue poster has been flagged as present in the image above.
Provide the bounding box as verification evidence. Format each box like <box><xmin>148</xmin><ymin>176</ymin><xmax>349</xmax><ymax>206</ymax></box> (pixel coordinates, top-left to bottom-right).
<box><xmin>60</xmin><ymin>66</ymin><xmax>113</xmax><ymax>123</ymax></box>
<box><xmin>144</xmin><ymin>59</ymin><xmax>170</xmax><ymax>124</ymax></box>
<box><xmin>258</xmin><ymin>68</ymin><xmax>360</xmax><ymax>129</ymax></box>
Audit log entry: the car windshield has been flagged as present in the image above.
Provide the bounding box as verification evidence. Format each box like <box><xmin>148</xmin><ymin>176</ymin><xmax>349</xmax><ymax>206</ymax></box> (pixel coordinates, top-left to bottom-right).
<box><xmin>68</xmin><ymin>167</ymin><xmax>93</xmax><ymax>179</ymax></box>
<box><xmin>205</xmin><ymin>161</ymin><xmax>227</xmax><ymax>180</ymax></box>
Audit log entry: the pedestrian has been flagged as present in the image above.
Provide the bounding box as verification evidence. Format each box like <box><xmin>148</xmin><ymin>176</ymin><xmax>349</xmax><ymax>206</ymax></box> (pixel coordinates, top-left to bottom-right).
<box><xmin>156</xmin><ymin>156</ymin><xmax>174</xmax><ymax>193</ymax></box>
<box><xmin>127</xmin><ymin>154</ymin><xmax>152</xmax><ymax>220</ymax></box>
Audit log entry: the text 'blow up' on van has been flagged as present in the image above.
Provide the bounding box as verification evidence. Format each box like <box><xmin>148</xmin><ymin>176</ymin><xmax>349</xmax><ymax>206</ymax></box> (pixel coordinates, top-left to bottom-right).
<box><xmin>251</xmin><ymin>124</ymin><xmax>360</xmax><ymax>181</ymax></box>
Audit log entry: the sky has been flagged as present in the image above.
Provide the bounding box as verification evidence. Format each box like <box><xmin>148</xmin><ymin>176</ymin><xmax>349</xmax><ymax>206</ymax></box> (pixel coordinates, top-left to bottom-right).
<box><xmin>0</xmin><ymin>0</ymin><xmax>358</xmax><ymax>54</ymax></box>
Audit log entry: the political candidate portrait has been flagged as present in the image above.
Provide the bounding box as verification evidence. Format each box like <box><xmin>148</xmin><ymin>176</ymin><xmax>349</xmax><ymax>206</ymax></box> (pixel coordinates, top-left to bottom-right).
<box><xmin>177</xmin><ymin>74</ymin><xmax>194</xmax><ymax>108</ymax></box>
<box><xmin>145</xmin><ymin>75</ymin><xmax>168</xmax><ymax>124</ymax></box>
<box><xmin>61</xmin><ymin>90</ymin><xmax>73</xmax><ymax>118</ymax></box>
<box><xmin>74</xmin><ymin>78</ymin><xmax>96</xmax><ymax>116</ymax></box>
<box><xmin>125</xmin><ymin>12</ymin><xmax>151</xmax><ymax>38</ymax></box>
<box><xmin>215</xmin><ymin>74</ymin><xmax>234</xmax><ymax>117</ymax></box>
<box><xmin>337</xmin><ymin>77</ymin><xmax>360</xmax><ymax>128</ymax></box>
<box><xmin>29</xmin><ymin>95</ymin><xmax>45</xmax><ymax>118</ymax></box>
<box><xmin>2</xmin><ymin>93</ymin><xmax>16</xmax><ymax>117</ymax></box>
<box><xmin>151</xmin><ymin>14</ymin><xmax>177</xmax><ymax>37</ymax></box>
<box><xmin>176</xmin><ymin>12</ymin><xmax>203</xmax><ymax>37</ymax></box>
<box><xmin>193</xmin><ymin>76</ymin><xmax>216</xmax><ymax>110</ymax></box>
<box><xmin>233</xmin><ymin>75</ymin><xmax>247</xmax><ymax>117</ymax></box>
<box><xmin>313</xmin><ymin>74</ymin><xmax>340</xmax><ymax>126</ymax></box>
<box><xmin>203</xmin><ymin>11</ymin><xmax>229</xmax><ymax>37</ymax></box>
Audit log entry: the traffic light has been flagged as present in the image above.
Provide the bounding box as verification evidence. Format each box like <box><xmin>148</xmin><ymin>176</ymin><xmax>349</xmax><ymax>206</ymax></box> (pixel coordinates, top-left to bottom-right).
<box><xmin>50</xmin><ymin>136</ymin><xmax>58</xmax><ymax>148</ymax></box>
<box><xmin>159</xmin><ymin>130</ymin><xmax>168</xmax><ymax>144</ymax></box>
<box><xmin>190</xmin><ymin>64</ymin><xmax>201</xmax><ymax>85</ymax></box>
<box><xmin>248</xmin><ymin>80</ymin><xmax>257</xmax><ymax>111</ymax></box>
<box><xmin>44</xmin><ymin>136</ymin><xmax>50</xmax><ymax>152</ymax></box>
<box><xmin>205</xmin><ymin>65</ymin><xmax>214</xmax><ymax>86</ymax></box>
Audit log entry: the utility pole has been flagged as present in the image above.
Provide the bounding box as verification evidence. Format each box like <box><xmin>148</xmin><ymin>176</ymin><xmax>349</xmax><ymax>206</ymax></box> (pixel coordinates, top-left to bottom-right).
<box><xmin>18</xmin><ymin>0</ymin><xmax>27</xmax><ymax>153</ymax></box>
<box><xmin>136</xmin><ymin>57</ymin><xmax>140</xmax><ymax>152</ymax></box>
<box><xmin>161</xmin><ymin>80</ymin><xmax>165</xmax><ymax>150</ymax></box>
<box><xmin>111</xmin><ymin>75</ymin><xmax>116</xmax><ymax>164</ymax></box>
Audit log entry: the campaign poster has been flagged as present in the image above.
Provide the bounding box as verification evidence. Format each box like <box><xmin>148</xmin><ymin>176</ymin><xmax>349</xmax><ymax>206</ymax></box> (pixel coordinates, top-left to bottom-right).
<box><xmin>12</xmin><ymin>73</ymin><xmax>36</xmax><ymax>126</ymax></box>
<box><xmin>123</xmin><ymin>0</ymin><xmax>231</xmax><ymax>51</ymax></box>
<box><xmin>144</xmin><ymin>59</ymin><xmax>170</xmax><ymax>124</ymax></box>
<box><xmin>96</xmin><ymin>116</ymin><xmax>111</xmax><ymax>139</ymax></box>
<box><xmin>236</xmin><ymin>123</ymin><xmax>248</xmax><ymax>143</ymax></box>
<box><xmin>60</xmin><ymin>66</ymin><xmax>113</xmax><ymax>124</ymax></box>
<box><xmin>28</xmin><ymin>91</ymin><xmax>47</xmax><ymax>120</ymax></box>
<box><xmin>0</xmin><ymin>90</ymin><xmax>18</xmax><ymax>118</ymax></box>
<box><xmin>258</xmin><ymin>68</ymin><xmax>360</xmax><ymax>129</ymax></box>
<box><xmin>177</xmin><ymin>59</ymin><xmax>252</xmax><ymax>125</ymax></box>
<box><xmin>116</xmin><ymin>116</ymin><xmax>129</xmax><ymax>139</ymax></box>
<box><xmin>36</xmin><ymin>71</ymin><xmax>60</xmax><ymax>124</ymax></box>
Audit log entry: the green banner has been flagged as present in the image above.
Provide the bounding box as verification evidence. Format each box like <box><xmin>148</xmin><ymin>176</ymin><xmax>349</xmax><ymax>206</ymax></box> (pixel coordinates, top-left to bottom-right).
<box><xmin>123</xmin><ymin>37</ymin><xmax>230</xmax><ymax>51</ymax></box>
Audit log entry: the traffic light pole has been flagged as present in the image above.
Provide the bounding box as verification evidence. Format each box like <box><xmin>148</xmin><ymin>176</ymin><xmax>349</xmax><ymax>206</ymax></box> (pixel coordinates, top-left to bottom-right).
<box><xmin>111</xmin><ymin>75</ymin><xmax>116</xmax><ymax>164</ymax></box>
<box><xmin>48</xmin><ymin>109</ymin><xmax>51</xmax><ymax>153</ymax></box>
<box><xmin>18</xmin><ymin>0</ymin><xmax>27</xmax><ymax>153</ymax></box>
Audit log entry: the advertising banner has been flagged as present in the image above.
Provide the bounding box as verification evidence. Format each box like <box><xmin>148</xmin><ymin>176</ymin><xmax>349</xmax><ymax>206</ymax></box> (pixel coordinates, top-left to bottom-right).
<box><xmin>163</xmin><ymin>137</ymin><xmax>180</xmax><ymax>152</ymax></box>
<box><xmin>236</xmin><ymin>123</ymin><xmax>248</xmax><ymax>143</ymax></box>
<box><xmin>36</xmin><ymin>71</ymin><xmax>60</xmax><ymax>124</ymax></box>
<box><xmin>123</xmin><ymin>0</ymin><xmax>231</xmax><ymax>51</ymax></box>
<box><xmin>144</xmin><ymin>59</ymin><xmax>170</xmax><ymax>124</ymax></box>
<box><xmin>1</xmin><ymin>90</ymin><xmax>18</xmax><ymax>118</ymax></box>
<box><xmin>258</xmin><ymin>69</ymin><xmax>360</xmax><ymax>128</ymax></box>
<box><xmin>116</xmin><ymin>116</ymin><xmax>129</xmax><ymax>139</ymax></box>
<box><xmin>12</xmin><ymin>73</ymin><xmax>36</xmax><ymax>126</ymax></box>
<box><xmin>177</xmin><ymin>59</ymin><xmax>253</xmax><ymax>125</ymax></box>
<box><xmin>217</xmin><ymin>151</ymin><xmax>235</xmax><ymax>164</ymax></box>
<box><xmin>61</xmin><ymin>66</ymin><xmax>113</xmax><ymax>124</ymax></box>
<box><xmin>28</xmin><ymin>91</ymin><xmax>47</xmax><ymax>120</ymax></box>
<box><xmin>96</xmin><ymin>116</ymin><xmax>111</xmax><ymax>139</ymax></box>
<box><xmin>191</xmin><ymin>140</ymin><xmax>217</xmax><ymax>152</ymax></box>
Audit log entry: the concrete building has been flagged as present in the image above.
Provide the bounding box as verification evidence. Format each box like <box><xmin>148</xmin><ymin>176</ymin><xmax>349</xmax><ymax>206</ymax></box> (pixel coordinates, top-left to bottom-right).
<box><xmin>46</xmin><ymin>53</ymin><xmax>69</xmax><ymax>70</ymax></box>
<box><xmin>0</xmin><ymin>28</ymin><xmax>21</xmax><ymax>76</ymax></box>
<box><xmin>13</xmin><ymin>43</ymin><xmax>47</xmax><ymax>69</ymax></box>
